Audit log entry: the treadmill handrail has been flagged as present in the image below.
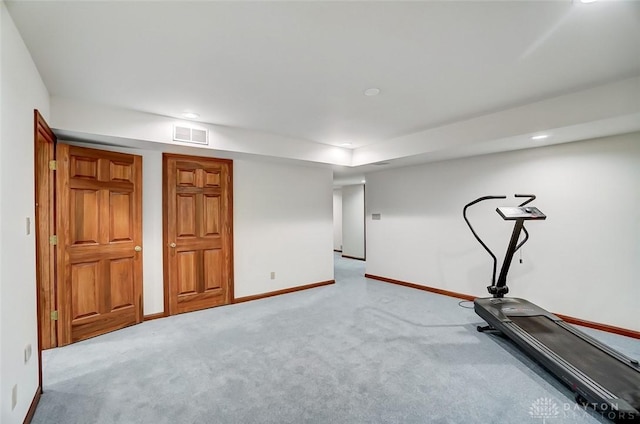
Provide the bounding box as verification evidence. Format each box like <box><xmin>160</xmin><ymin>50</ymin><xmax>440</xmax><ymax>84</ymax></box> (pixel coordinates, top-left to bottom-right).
<box><xmin>515</xmin><ymin>194</ymin><xmax>536</xmax><ymax>207</ymax></box>
<box><xmin>463</xmin><ymin>195</ymin><xmax>506</xmax><ymax>286</ymax></box>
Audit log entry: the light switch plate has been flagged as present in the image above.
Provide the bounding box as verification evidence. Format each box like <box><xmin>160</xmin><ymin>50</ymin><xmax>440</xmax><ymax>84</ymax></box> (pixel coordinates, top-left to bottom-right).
<box><xmin>24</xmin><ymin>344</ymin><xmax>32</xmax><ymax>364</ymax></box>
<box><xmin>12</xmin><ymin>384</ymin><xmax>17</xmax><ymax>410</ymax></box>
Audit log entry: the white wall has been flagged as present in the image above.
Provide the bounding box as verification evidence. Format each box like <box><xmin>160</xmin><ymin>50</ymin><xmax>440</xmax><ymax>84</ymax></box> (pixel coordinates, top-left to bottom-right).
<box><xmin>52</xmin><ymin>97</ymin><xmax>338</xmax><ymax>303</ymax></box>
<box><xmin>0</xmin><ymin>2</ymin><xmax>50</xmax><ymax>423</ymax></box>
<box><xmin>333</xmin><ymin>188</ymin><xmax>343</xmax><ymax>251</ymax></box>
<box><xmin>65</xmin><ymin>144</ymin><xmax>335</xmax><ymax>308</ymax></box>
<box><xmin>342</xmin><ymin>184</ymin><xmax>365</xmax><ymax>260</ymax></box>
<box><xmin>234</xmin><ymin>159</ymin><xmax>334</xmax><ymax>298</ymax></box>
<box><xmin>365</xmin><ymin>132</ymin><xmax>640</xmax><ymax>331</ymax></box>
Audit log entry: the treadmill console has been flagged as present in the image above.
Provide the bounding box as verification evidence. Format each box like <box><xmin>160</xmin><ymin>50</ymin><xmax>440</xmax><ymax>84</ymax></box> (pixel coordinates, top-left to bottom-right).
<box><xmin>496</xmin><ymin>206</ymin><xmax>546</xmax><ymax>221</ymax></box>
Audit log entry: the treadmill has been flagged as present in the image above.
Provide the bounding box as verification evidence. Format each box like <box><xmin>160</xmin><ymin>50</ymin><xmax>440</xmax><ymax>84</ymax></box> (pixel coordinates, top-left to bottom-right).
<box><xmin>464</xmin><ymin>195</ymin><xmax>640</xmax><ymax>423</ymax></box>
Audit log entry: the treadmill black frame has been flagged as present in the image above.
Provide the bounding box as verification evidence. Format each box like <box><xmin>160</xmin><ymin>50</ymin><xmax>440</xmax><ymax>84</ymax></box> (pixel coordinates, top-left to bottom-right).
<box><xmin>466</xmin><ymin>196</ymin><xmax>640</xmax><ymax>422</ymax></box>
<box><xmin>475</xmin><ymin>297</ymin><xmax>640</xmax><ymax>422</ymax></box>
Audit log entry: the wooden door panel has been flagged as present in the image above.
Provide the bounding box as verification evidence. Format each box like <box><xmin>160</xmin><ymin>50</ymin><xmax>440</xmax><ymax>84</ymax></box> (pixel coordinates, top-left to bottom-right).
<box><xmin>164</xmin><ymin>154</ymin><xmax>233</xmax><ymax>315</ymax></box>
<box><xmin>177</xmin><ymin>168</ymin><xmax>197</xmax><ymax>186</ymax></box>
<box><xmin>203</xmin><ymin>169</ymin><xmax>221</xmax><ymax>187</ymax></box>
<box><xmin>109</xmin><ymin>192</ymin><xmax>133</xmax><ymax>242</ymax></box>
<box><xmin>70</xmin><ymin>189</ymin><xmax>100</xmax><ymax>245</ymax></box>
<box><xmin>203</xmin><ymin>195</ymin><xmax>221</xmax><ymax>235</ymax></box>
<box><xmin>71</xmin><ymin>262</ymin><xmax>100</xmax><ymax>319</ymax></box>
<box><xmin>57</xmin><ymin>144</ymin><xmax>143</xmax><ymax>345</ymax></box>
<box><xmin>34</xmin><ymin>111</ymin><xmax>57</xmax><ymax>350</ymax></box>
<box><xmin>177</xmin><ymin>251</ymin><xmax>198</xmax><ymax>295</ymax></box>
<box><xmin>110</xmin><ymin>161</ymin><xmax>133</xmax><ymax>182</ymax></box>
<box><xmin>70</xmin><ymin>155</ymin><xmax>98</xmax><ymax>179</ymax></box>
<box><xmin>203</xmin><ymin>249</ymin><xmax>223</xmax><ymax>290</ymax></box>
<box><xmin>110</xmin><ymin>258</ymin><xmax>135</xmax><ymax>310</ymax></box>
<box><xmin>177</xmin><ymin>194</ymin><xmax>197</xmax><ymax>236</ymax></box>
<box><xmin>71</xmin><ymin>308</ymin><xmax>137</xmax><ymax>342</ymax></box>
<box><xmin>176</xmin><ymin>290</ymin><xmax>226</xmax><ymax>312</ymax></box>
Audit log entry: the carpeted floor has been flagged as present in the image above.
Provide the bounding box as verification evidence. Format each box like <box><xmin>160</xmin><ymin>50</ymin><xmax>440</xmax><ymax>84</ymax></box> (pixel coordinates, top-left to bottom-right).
<box><xmin>32</xmin><ymin>253</ymin><xmax>639</xmax><ymax>423</ymax></box>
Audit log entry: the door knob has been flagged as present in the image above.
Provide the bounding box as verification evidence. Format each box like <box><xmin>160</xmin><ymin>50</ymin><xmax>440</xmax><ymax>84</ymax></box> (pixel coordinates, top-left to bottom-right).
<box><xmin>169</xmin><ymin>242</ymin><xmax>176</xmax><ymax>248</ymax></box>
<box><xmin>134</xmin><ymin>245</ymin><xmax>142</xmax><ymax>252</ymax></box>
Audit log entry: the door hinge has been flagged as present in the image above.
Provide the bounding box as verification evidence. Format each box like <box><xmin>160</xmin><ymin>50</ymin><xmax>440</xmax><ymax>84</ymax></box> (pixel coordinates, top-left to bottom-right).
<box><xmin>50</xmin><ymin>310</ymin><xmax>58</xmax><ymax>321</ymax></box>
<box><xmin>49</xmin><ymin>235</ymin><xmax>58</xmax><ymax>245</ymax></box>
<box><xmin>48</xmin><ymin>160</ymin><xmax>57</xmax><ymax>170</ymax></box>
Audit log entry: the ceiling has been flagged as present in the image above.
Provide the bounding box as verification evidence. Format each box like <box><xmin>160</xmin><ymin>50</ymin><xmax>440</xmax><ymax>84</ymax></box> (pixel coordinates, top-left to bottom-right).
<box><xmin>6</xmin><ymin>0</ymin><xmax>640</xmax><ymax>185</ymax></box>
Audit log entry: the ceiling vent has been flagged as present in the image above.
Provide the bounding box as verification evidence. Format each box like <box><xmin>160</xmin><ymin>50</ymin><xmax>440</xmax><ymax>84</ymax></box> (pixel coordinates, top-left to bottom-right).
<box><xmin>173</xmin><ymin>124</ymin><xmax>208</xmax><ymax>145</ymax></box>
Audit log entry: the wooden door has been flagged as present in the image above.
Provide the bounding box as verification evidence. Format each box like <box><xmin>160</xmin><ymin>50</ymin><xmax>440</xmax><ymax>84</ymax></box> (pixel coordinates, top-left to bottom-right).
<box><xmin>56</xmin><ymin>144</ymin><xmax>143</xmax><ymax>345</ymax></box>
<box><xmin>34</xmin><ymin>111</ymin><xmax>57</xmax><ymax>350</ymax></box>
<box><xmin>163</xmin><ymin>154</ymin><xmax>233</xmax><ymax>315</ymax></box>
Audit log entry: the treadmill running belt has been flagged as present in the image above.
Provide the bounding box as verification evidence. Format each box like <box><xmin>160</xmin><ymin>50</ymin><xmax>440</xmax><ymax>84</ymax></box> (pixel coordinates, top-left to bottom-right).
<box><xmin>509</xmin><ymin>315</ymin><xmax>640</xmax><ymax>411</ymax></box>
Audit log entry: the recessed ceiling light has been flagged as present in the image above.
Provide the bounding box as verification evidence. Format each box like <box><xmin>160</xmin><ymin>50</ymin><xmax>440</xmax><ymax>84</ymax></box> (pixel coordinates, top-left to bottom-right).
<box><xmin>580</xmin><ymin>0</ymin><xmax>597</xmax><ymax>3</ymax></box>
<box><xmin>339</xmin><ymin>142</ymin><xmax>353</xmax><ymax>147</ymax></box>
<box><xmin>182</xmin><ymin>111</ymin><xmax>200</xmax><ymax>119</ymax></box>
<box><xmin>364</xmin><ymin>88</ymin><xmax>380</xmax><ymax>96</ymax></box>
<box><xmin>361</xmin><ymin>180</ymin><xmax>366</xmax><ymax>184</ymax></box>
<box><xmin>531</xmin><ymin>134</ymin><xmax>549</xmax><ymax>140</ymax></box>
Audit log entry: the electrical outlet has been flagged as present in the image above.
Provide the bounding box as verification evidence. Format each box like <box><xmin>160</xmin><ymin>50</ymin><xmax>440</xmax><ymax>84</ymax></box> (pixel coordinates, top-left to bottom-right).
<box><xmin>270</xmin><ymin>271</ymin><xmax>275</xmax><ymax>280</ymax></box>
<box><xmin>24</xmin><ymin>344</ymin><xmax>32</xmax><ymax>364</ymax></box>
<box><xmin>12</xmin><ymin>384</ymin><xmax>17</xmax><ymax>410</ymax></box>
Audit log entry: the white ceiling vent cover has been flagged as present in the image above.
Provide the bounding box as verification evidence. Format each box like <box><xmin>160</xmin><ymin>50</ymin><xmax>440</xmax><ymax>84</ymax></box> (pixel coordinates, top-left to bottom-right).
<box><xmin>173</xmin><ymin>124</ymin><xmax>209</xmax><ymax>145</ymax></box>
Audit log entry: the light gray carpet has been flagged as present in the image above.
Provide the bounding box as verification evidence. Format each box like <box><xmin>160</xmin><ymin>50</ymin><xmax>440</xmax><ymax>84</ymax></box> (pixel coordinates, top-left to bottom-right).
<box><xmin>33</xmin><ymin>254</ymin><xmax>639</xmax><ymax>424</ymax></box>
